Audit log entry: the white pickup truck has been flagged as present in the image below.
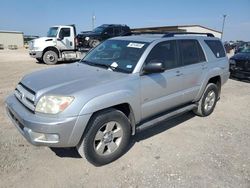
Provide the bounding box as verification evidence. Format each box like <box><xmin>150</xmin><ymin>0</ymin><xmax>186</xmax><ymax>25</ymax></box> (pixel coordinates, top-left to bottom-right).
<box><xmin>29</xmin><ymin>25</ymin><xmax>86</xmax><ymax>65</ymax></box>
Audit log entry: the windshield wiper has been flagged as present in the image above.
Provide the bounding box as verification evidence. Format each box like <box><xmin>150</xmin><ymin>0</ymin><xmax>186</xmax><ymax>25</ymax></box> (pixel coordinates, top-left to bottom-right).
<box><xmin>81</xmin><ymin>60</ymin><xmax>110</xmax><ymax>69</ymax></box>
<box><xmin>80</xmin><ymin>60</ymin><xmax>95</xmax><ymax>65</ymax></box>
<box><xmin>80</xmin><ymin>60</ymin><xmax>130</xmax><ymax>73</ymax></box>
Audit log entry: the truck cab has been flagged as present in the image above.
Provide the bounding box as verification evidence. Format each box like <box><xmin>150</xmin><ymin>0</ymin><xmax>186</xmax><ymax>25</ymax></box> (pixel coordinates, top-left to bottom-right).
<box><xmin>48</xmin><ymin>25</ymin><xmax>76</xmax><ymax>50</ymax></box>
<box><xmin>29</xmin><ymin>25</ymin><xmax>83</xmax><ymax>65</ymax></box>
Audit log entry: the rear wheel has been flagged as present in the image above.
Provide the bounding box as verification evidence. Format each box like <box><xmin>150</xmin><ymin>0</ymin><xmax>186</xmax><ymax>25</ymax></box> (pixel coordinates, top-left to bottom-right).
<box><xmin>42</xmin><ymin>50</ymin><xmax>58</xmax><ymax>65</ymax></box>
<box><xmin>193</xmin><ymin>83</ymin><xmax>218</xmax><ymax>117</ymax></box>
<box><xmin>77</xmin><ymin>109</ymin><xmax>131</xmax><ymax>166</ymax></box>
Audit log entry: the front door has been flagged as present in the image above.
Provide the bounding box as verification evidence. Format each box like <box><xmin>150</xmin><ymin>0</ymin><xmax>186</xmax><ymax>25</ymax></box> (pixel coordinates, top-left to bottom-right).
<box><xmin>140</xmin><ymin>40</ymin><xmax>185</xmax><ymax>120</ymax></box>
<box><xmin>57</xmin><ymin>27</ymin><xmax>74</xmax><ymax>50</ymax></box>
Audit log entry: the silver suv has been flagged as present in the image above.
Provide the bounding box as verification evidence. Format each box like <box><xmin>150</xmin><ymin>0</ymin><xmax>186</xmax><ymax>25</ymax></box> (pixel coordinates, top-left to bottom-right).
<box><xmin>5</xmin><ymin>33</ymin><xmax>229</xmax><ymax>166</ymax></box>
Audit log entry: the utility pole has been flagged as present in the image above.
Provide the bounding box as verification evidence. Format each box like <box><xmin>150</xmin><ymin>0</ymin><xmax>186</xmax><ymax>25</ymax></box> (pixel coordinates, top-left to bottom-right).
<box><xmin>92</xmin><ymin>12</ymin><xmax>96</xmax><ymax>30</ymax></box>
<box><xmin>221</xmin><ymin>14</ymin><xmax>227</xmax><ymax>40</ymax></box>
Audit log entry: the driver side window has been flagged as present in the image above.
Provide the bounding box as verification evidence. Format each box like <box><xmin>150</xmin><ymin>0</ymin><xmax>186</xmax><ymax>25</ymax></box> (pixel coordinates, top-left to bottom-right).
<box><xmin>145</xmin><ymin>40</ymin><xmax>179</xmax><ymax>70</ymax></box>
<box><xmin>59</xmin><ymin>28</ymin><xmax>70</xmax><ymax>38</ymax></box>
<box><xmin>105</xmin><ymin>27</ymin><xmax>114</xmax><ymax>36</ymax></box>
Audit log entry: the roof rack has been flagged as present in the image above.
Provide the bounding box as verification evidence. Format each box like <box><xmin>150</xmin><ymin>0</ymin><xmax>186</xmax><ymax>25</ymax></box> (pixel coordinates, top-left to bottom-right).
<box><xmin>163</xmin><ymin>32</ymin><xmax>215</xmax><ymax>37</ymax></box>
<box><xmin>131</xmin><ymin>31</ymin><xmax>170</xmax><ymax>35</ymax></box>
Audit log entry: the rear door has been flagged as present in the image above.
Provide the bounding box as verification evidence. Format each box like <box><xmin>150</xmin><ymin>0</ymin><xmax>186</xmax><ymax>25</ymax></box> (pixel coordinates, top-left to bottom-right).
<box><xmin>177</xmin><ymin>39</ymin><xmax>207</xmax><ymax>103</ymax></box>
<box><xmin>103</xmin><ymin>27</ymin><xmax>114</xmax><ymax>39</ymax></box>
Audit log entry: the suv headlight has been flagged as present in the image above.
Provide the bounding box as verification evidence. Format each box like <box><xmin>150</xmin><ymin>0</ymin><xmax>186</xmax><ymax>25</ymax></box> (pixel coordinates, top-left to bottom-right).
<box><xmin>35</xmin><ymin>96</ymin><xmax>74</xmax><ymax>114</ymax></box>
<box><xmin>85</xmin><ymin>37</ymin><xmax>90</xmax><ymax>41</ymax></box>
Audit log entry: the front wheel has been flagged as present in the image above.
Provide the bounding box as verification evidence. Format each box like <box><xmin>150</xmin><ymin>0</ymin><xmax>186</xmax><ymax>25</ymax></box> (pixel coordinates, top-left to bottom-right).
<box><xmin>193</xmin><ymin>83</ymin><xmax>219</xmax><ymax>117</ymax></box>
<box><xmin>42</xmin><ymin>50</ymin><xmax>58</xmax><ymax>65</ymax></box>
<box><xmin>77</xmin><ymin>109</ymin><xmax>131</xmax><ymax>166</ymax></box>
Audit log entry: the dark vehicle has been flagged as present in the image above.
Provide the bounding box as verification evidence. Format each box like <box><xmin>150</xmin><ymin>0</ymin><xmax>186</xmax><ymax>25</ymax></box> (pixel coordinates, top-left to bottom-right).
<box><xmin>230</xmin><ymin>43</ymin><xmax>250</xmax><ymax>80</ymax></box>
<box><xmin>77</xmin><ymin>24</ymin><xmax>131</xmax><ymax>49</ymax></box>
<box><xmin>235</xmin><ymin>42</ymin><xmax>250</xmax><ymax>54</ymax></box>
<box><xmin>224</xmin><ymin>42</ymin><xmax>233</xmax><ymax>53</ymax></box>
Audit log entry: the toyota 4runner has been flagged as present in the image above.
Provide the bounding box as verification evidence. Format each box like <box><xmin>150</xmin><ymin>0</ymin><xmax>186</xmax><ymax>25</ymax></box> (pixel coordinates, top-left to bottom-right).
<box><xmin>5</xmin><ymin>32</ymin><xmax>229</xmax><ymax>166</ymax></box>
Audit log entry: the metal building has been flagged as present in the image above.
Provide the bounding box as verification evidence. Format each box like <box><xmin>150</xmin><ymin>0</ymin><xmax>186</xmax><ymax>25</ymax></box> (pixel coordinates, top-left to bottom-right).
<box><xmin>0</xmin><ymin>30</ymin><xmax>24</xmax><ymax>49</ymax></box>
<box><xmin>131</xmin><ymin>25</ymin><xmax>222</xmax><ymax>38</ymax></box>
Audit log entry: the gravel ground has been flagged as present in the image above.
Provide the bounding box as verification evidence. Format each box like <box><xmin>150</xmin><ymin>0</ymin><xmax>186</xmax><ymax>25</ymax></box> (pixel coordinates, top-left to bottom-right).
<box><xmin>0</xmin><ymin>49</ymin><xmax>249</xmax><ymax>188</ymax></box>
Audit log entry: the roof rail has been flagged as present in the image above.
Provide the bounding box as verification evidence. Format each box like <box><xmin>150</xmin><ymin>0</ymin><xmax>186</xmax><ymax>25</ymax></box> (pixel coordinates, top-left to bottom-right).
<box><xmin>163</xmin><ymin>32</ymin><xmax>215</xmax><ymax>37</ymax></box>
<box><xmin>131</xmin><ymin>31</ymin><xmax>169</xmax><ymax>35</ymax></box>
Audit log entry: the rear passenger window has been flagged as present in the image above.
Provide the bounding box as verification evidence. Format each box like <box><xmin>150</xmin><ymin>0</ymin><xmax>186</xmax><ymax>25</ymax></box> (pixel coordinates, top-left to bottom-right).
<box><xmin>205</xmin><ymin>40</ymin><xmax>226</xmax><ymax>58</ymax></box>
<box><xmin>114</xmin><ymin>27</ymin><xmax>121</xmax><ymax>35</ymax></box>
<box><xmin>121</xmin><ymin>27</ymin><xmax>130</xmax><ymax>35</ymax></box>
<box><xmin>145</xmin><ymin>40</ymin><xmax>180</xmax><ymax>70</ymax></box>
<box><xmin>179</xmin><ymin>40</ymin><xmax>206</xmax><ymax>66</ymax></box>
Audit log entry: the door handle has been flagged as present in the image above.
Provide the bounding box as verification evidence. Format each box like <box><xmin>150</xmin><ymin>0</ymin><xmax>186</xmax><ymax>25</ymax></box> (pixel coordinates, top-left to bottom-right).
<box><xmin>202</xmin><ymin>65</ymin><xmax>208</xmax><ymax>70</ymax></box>
<box><xmin>176</xmin><ymin>73</ymin><xmax>183</xmax><ymax>76</ymax></box>
<box><xmin>176</xmin><ymin>71</ymin><xmax>183</xmax><ymax>76</ymax></box>
<box><xmin>70</xmin><ymin>42</ymin><xmax>73</xmax><ymax>46</ymax></box>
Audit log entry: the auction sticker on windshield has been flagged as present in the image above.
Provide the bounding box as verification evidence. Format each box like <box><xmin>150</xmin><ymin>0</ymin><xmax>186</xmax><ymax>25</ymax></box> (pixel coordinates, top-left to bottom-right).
<box><xmin>127</xmin><ymin>43</ymin><xmax>145</xmax><ymax>48</ymax></box>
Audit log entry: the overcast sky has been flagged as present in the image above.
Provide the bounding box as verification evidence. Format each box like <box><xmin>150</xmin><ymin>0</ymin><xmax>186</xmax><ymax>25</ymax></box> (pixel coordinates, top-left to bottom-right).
<box><xmin>0</xmin><ymin>0</ymin><xmax>250</xmax><ymax>41</ymax></box>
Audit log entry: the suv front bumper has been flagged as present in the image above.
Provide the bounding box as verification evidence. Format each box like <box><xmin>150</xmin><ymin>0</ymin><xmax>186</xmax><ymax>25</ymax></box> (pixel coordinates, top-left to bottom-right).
<box><xmin>230</xmin><ymin>68</ymin><xmax>250</xmax><ymax>80</ymax></box>
<box><xmin>5</xmin><ymin>94</ymin><xmax>91</xmax><ymax>147</ymax></box>
<box><xmin>29</xmin><ymin>50</ymin><xmax>43</xmax><ymax>59</ymax></box>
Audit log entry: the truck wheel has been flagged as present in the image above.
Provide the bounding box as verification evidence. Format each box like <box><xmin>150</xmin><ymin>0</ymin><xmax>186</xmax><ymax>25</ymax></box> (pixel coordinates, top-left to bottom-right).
<box><xmin>77</xmin><ymin>109</ymin><xmax>131</xmax><ymax>166</ymax></box>
<box><xmin>36</xmin><ymin>58</ymin><xmax>43</xmax><ymax>63</ymax></box>
<box><xmin>193</xmin><ymin>83</ymin><xmax>218</xmax><ymax>117</ymax></box>
<box><xmin>90</xmin><ymin>40</ymin><xmax>100</xmax><ymax>48</ymax></box>
<box><xmin>43</xmin><ymin>50</ymin><xmax>58</xmax><ymax>65</ymax></box>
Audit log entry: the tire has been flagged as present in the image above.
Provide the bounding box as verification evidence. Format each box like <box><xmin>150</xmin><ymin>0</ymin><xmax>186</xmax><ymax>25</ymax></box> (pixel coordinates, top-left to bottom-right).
<box><xmin>77</xmin><ymin>109</ymin><xmax>131</xmax><ymax>166</ymax></box>
<box><xmin>42</xmin><ymin>50</ymin><xmax>58</xmax><ymax>65</ymax></box>
<box><xmin>36</xmin><ymin>58</ymin><xmax>43</xmax><ymax>63</ymax></box>
<box><xmin>90</xmin><ymin>40</ymin><xmax>100</xmax><ymax>48</ymax></box>
<box><xmin>193</xmin><ymin>83</ymin><xmax>219</xmax><ymax>117</ymax></box>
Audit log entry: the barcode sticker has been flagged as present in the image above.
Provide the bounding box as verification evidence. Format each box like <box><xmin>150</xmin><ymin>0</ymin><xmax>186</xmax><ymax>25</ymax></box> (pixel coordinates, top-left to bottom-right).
<box><xmin>127</xmin><ymin>43</ymin><xmax>145</xmax><ymax>48</ymax></box>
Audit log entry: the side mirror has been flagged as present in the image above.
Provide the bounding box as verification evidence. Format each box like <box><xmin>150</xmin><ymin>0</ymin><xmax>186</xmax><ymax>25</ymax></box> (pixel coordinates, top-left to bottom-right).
<box><xmin>143</xmin><ymin>61</ymin><xmax>165</xmax><ymax>74</ymax></box>
<box><xmin>58</xmin><ymin>32</ymin><xmax>64</xmax><ymax>40</ymax></box>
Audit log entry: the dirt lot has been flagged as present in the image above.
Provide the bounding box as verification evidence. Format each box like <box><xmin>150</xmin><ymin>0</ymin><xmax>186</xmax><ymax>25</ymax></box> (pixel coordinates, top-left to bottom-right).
<box><xmin>0</xmin><ymin>49</ymin><xmax>249</xmax><ymax>188</ymax></box>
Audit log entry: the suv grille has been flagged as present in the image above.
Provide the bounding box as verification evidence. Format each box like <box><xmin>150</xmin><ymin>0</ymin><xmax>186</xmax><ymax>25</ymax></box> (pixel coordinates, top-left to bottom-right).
<box><xmin>236</xmin><ymin>60</ymin><xmax>250</xmax><ymax>71</ymax></box>
<box><xmin>14</xmin><ymin>83</ymin><xmax>36</xmax><ymax>111</ymax></box>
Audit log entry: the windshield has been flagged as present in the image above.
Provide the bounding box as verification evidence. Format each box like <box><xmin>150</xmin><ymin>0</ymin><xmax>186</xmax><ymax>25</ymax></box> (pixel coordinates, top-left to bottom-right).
<box><xmin>47</xmin><ymin>27</ymin><xmax>59</xmax><ymax>37</ymax></box>
<box><xmin>238</xmin><ymin>45</ymin><xmax>250</xmax><ymax>53</ymax></box>
<box><xmin>93</xmin><ymin>26</ymin><xmax>106</xmax><ymax>34</ymax></box>
<box><xmin>80</xmin><ymin>40</ymin><xmax>149</xmax><ymax>73</ymax></box>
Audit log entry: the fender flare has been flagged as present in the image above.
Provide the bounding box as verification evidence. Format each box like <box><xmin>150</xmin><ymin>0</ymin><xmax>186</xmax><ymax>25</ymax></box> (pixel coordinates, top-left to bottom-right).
<box><xmin>78</xmin><ymin>90</ymin><xmax>139</xmax><ymax>135</ymax></box>
<box><xmin>42</xmin><ymin>46</ymin><xmax>60</xmax><ymax>58</ymax></box>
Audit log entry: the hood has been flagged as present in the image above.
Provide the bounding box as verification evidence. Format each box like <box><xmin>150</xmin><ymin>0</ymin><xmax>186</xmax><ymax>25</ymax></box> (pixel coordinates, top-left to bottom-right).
<box><xmin>33</xmin><ymin>37</ymin><xmax>55</xmax><ymax>43</ymax></box>
<box><xmin>31</xmin><ymin>37</ymin><xmax>55</xmax><ymax>48</ymax></box>
<box><xmin>231</xmin><ymin>52</ymin><xmax>250</xmax><ymax>61</ymax></box>
<box><xmin>20</xmin><ymin>63</ymin><xmax>127</xmax><ymax>95</ymax></box>
<box><xmin>78</xmin><ymin>32</ymin><xmax>100</xmax><ymax>38</ymax></box>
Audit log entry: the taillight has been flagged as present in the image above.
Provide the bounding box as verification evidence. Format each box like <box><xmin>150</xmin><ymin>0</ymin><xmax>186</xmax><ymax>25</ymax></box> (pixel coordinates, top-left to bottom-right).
<box><xmin>75</xmin><ymin>37</ymin><xmax>78</xmax><ymax>47</ymax></box>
